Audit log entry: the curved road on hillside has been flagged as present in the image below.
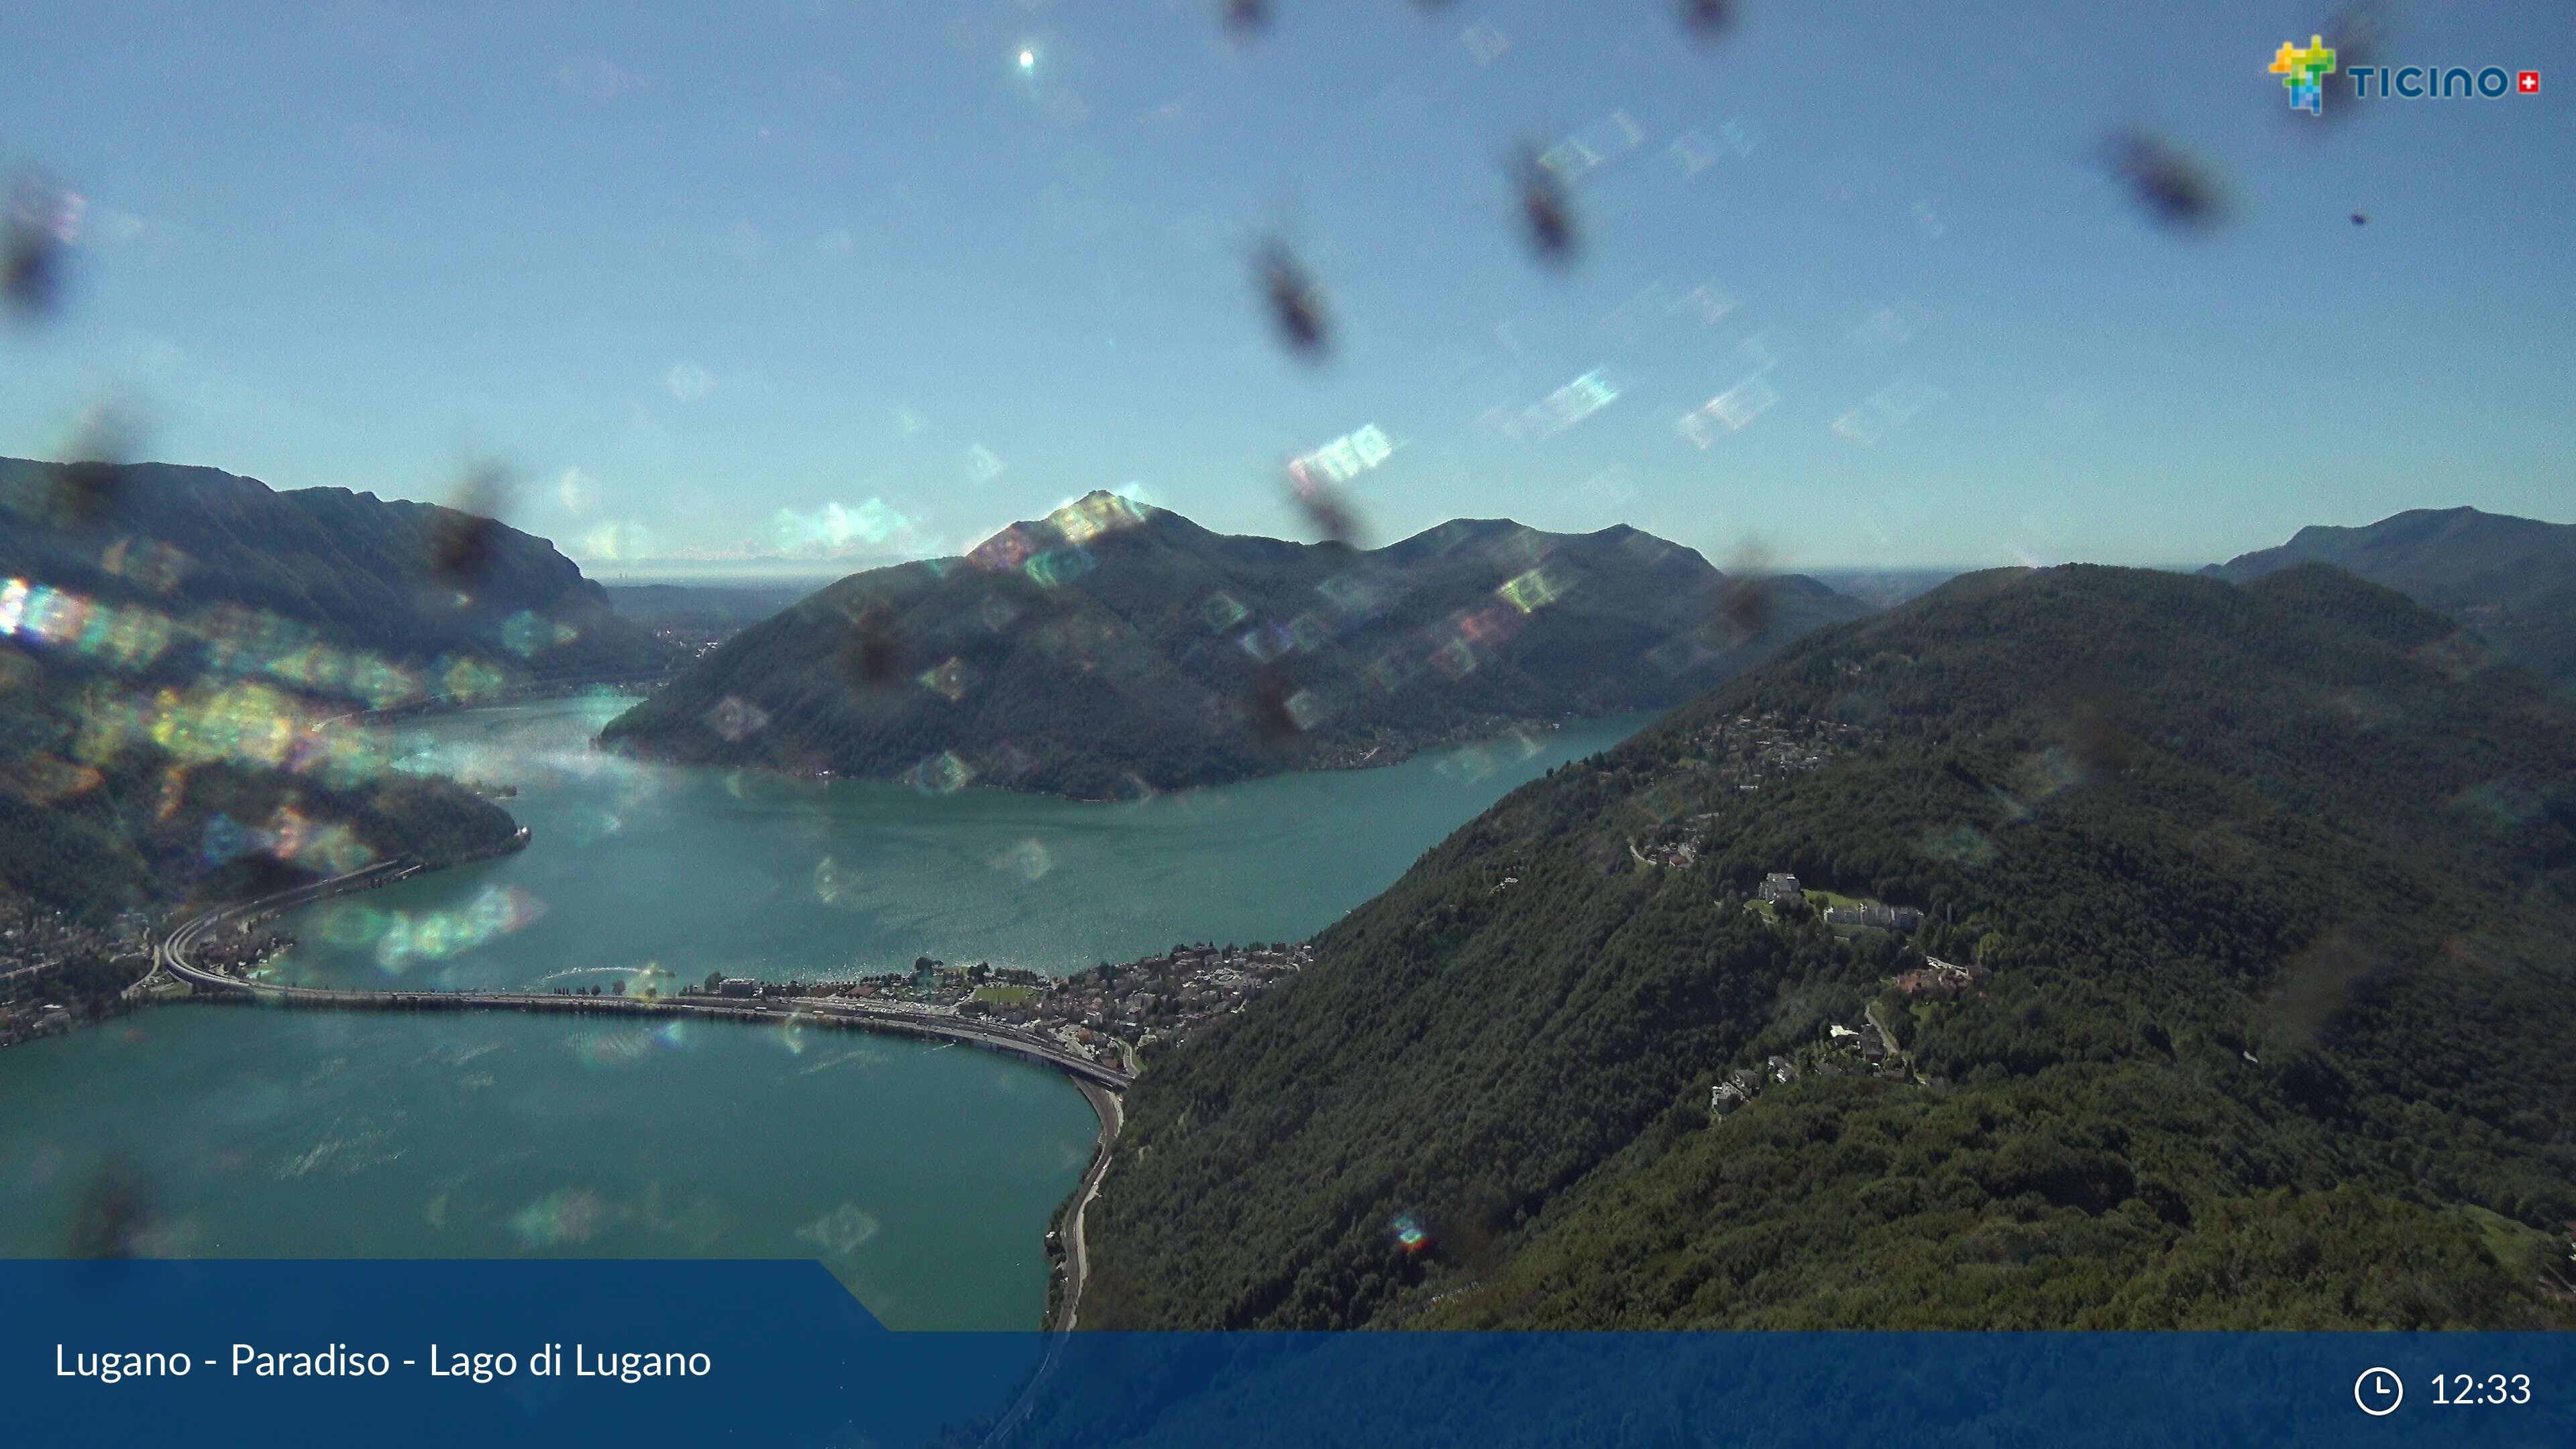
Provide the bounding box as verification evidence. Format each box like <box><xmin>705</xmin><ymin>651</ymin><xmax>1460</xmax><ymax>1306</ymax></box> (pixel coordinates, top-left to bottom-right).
<box><xmin>1058</xmin><ymin>1081</ymin><xmax>1124</xmax><ymax>1332</ymax></box>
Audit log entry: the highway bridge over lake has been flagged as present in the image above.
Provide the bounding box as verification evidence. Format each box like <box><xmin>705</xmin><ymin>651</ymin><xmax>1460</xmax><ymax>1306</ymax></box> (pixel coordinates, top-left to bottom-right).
<box><xmin>149</xmin><ymin>864</ymin><xmax>1134</xmax><ymax>1092</ymax></box>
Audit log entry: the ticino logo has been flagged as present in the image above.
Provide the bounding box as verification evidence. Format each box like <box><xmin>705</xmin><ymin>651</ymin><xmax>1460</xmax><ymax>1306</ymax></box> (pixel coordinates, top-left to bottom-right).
<box><xmin>2349</xmin><ymin>64</ymin><xmax>2540</xmax><ymax>99</ymax></box>
<box><xmin>2271</xmin><ymin>34</ymin><xmax>2539</xmax><ymax>115</ymax></box>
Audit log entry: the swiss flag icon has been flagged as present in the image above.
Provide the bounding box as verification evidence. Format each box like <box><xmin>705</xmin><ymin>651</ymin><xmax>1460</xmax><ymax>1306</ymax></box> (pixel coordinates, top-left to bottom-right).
<box><xmin>2518</xmin><ymin>70</ymin><xmax>2540</xmax><ymax>94</ymax></box>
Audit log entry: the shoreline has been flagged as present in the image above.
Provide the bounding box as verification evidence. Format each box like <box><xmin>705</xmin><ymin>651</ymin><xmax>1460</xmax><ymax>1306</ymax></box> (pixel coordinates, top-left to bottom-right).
<box><xmin>148</xmin><ymin>867</ymin><xmax>1132</xmax><ymax>1095</ymax></box>
<box><xmin>146</xmin><ymin>863</ymin><xmax>1136</xmax><ymax>1332</ymax></box>
<box><xmin>6</xmin><ymin>856</ymin><xmax>1136</xmax><ymax>1340</ymax></box>
<box><xmin>1053</xmin><ymin>1080</ymin><xmax>1123</xmax><ymax>1332</ymax></box>
<box><xmin>80</xmin><ymin>697</ymin><xmax>1442</xmax><ymax>1336</ymax></box>
<box><xmin>314</xmin><ymin>671</ymin><xmax>672</xmax><ymax>732</ymax></box>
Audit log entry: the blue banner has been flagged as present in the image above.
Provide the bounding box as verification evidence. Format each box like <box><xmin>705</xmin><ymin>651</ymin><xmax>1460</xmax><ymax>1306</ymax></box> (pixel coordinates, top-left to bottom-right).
<box><xmin>5</xmin><ymin>1260</ymin><xmax>2567</xmax><ymax>1448</ymax></box>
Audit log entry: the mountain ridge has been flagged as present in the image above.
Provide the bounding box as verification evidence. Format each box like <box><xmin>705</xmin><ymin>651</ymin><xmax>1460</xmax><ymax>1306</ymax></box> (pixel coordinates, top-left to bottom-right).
<box><xmin>0</xmin><ymin>456</ymin><xmax>678</xmax><ymax>690</ymax></box>
<box><xmin>2206</xmin><ymin>505</ymin><xmax>2576</xmax><ymax>688</ymax></box>
<box><xmin>600</xmin><ymin>493</ymin><xmax>1869</xmax><ymax>799</ymax></box>
<box><xmin>0</xmin><ymin>457</ymin><xmax>649</xmax><ymax>932</ymax></box>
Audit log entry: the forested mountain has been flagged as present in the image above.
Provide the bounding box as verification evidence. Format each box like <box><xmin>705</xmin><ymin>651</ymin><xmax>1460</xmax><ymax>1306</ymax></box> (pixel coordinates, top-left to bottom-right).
<box><xmin>1080</xmin><ymin>564</ymin><xmax>2576</xmax><ymax>1330</ymax></box>
<box><xmin>0</xmin><ymin>669</ymin><xmax>516</xmax><ymax>922</ymax></box>
<box><xmin>0</xmin><ymin>457</ymin><xmax>604</xmax><ymax>924</ymax></box>
<box><xmin>600</xmin><ymin>494</ymin><xmax>1867</xmax><ymax>798</ymax></box>
<box><xmin>0</xmin><ymin>456</ymin><xmax>678</xmax><ymax>688</ymax></box>
<box><xmin>2207</xmin><ymin>506</ymin><xmax>2576</xmax><ymax>688</ymax></box>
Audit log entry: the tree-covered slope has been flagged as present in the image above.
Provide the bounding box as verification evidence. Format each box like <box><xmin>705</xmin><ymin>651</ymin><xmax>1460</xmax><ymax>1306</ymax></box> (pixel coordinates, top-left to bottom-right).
<box><xmin>1081</xmin><ymin>564</ymin><xmax>2576</xmax><ymax>1330</ymax></box>
<box><xmin>2207</xmin><ymin>506</ymin><xmax>2576</xmax><ymax>690</ymax></box>
<box><xmin>0</xmin><ymin>628</ymin><xmax>521</xmax><ymax>926</ymax></box>
<box><xmin>0</xmin><ymin>456</ymin><xmax>678</xmax><ymax>688</ymax></box>
<box><xmin>0</xmin><ymin>457</ymin><xmax>591</xmax><ymax>923</ymax></box>
<box><xmin>0</xmin><ymin>688</ymin><xmax>517</xmax><ymax>922</ymax></box>
<box><xmin>599</xmin><ymin>494</ymin><xmax>1866</xmax><ymax>798</ymax></box>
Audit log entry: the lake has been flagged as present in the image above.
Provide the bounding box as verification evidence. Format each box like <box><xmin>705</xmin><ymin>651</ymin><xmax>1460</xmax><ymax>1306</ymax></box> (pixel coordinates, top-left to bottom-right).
<box><xmin>0</xmin><ymin>697</ymin><xmax>1645</xmax><ymax>1326</ymax></box>
<box><xmin>0</xmin><ymin>1008</ymin><xmax>1096</xmax><ymax>1329</ymax></box>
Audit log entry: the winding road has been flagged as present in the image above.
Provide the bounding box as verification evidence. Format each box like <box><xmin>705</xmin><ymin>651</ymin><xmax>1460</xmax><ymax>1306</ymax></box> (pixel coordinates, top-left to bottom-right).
<box><xmin>1057</xmin><ymin>1081</ymin><xmax>1124</xmax><ymax>1332</ymax></box>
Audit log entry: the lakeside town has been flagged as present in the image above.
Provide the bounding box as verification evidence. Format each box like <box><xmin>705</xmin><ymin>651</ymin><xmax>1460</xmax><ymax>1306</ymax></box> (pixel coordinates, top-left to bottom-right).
<box><xmin>0</xmin><ymin>904</ymin><xmax>152</xmax><ymax>1047</ymax></box>
<box><xmin>680</xmin><ymin>938</ymin><xmax>1317</xmax><ymax>1070</ymax></box>
<box><xmin>2</xmin><ymin>837</ymin><xmax>1316</xmax><ymax>1065</ymax></box>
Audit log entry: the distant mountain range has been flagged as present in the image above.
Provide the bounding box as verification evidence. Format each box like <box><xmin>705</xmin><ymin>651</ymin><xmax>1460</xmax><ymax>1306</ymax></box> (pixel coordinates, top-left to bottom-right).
<box><xmin>598</xmin><ymin>494</ymin><xmax>1870</xmax><ymax>798</ymax></box>
<box><xmin>601</xmin><ymin>582</ymin><xmax>826</xmax><ymax>661</ymax></box>
<box><xmin>2206</xmin><ymin>506</ymin><xmax>2576</xmax><ymax>688</ymax></box>
<box><xmin>1799</xmin><ymin>568</ymin><xmax>1970</xmax><ymax>612</ymax></box>
<box><xmin>1073</xmin><ymin>563</ymin><xmax>2576</xmax><ymax>1334</ymax></box>
<box><xmin>604</xmin><ymin>583</ymin><xmax>819</xmax><ymax>631</ymax></box>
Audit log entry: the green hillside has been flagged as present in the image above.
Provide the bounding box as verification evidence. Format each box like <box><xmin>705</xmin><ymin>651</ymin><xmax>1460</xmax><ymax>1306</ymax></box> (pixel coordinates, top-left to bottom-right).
<box><xmin>0</xmin><ymin>682</ymin><xmax>515</xmax><ymax>922</ymax></box>
<box><xmin>600</xmin><ymin>494</ymin><xmax>1867</xmax><ymax>798</ymax></box>
<box><xmin>0</xmin><ymin>458</ymin><xmax>584</xmax><ymax>925</ymax></box>
<box><xmin>1080</xmin><ymin>564</ymin><xmax>2576</xmax><ymax>1330</ymax></box>
<box><xmin>2207</xmin><ymin>506</ymin><xmax>2576</xmax><ymax>690</ymax></box>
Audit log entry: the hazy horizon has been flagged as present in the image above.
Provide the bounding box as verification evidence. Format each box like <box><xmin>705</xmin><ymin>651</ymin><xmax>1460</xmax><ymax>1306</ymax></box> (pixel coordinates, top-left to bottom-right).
<box><xmin>12</xmin><ymin>447</ymin><xmax>2553</xmax><ymax>588</ymax></box>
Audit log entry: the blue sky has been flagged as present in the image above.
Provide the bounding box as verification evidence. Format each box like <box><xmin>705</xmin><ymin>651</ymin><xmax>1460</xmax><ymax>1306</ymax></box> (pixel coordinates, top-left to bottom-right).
<box><xmin>1</xmin><ymin>1</ymin><xmax>2568</xmax><ymax>576</ymax></box>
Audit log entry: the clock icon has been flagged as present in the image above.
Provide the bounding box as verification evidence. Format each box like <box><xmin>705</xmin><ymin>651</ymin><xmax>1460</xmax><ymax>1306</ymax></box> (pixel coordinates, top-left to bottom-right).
<box><xmin>2355</xmin><ymin>1366</ymin><xmax>2404</xmax><ymax>1416</ymax></box>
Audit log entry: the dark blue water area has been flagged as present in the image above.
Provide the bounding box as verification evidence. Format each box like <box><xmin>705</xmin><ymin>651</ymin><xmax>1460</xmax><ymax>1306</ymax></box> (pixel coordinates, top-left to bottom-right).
<box><xmin>7</xmin><ymin>1260</ymin><xmax>2567</xmax><ymax>1448</ymax></box>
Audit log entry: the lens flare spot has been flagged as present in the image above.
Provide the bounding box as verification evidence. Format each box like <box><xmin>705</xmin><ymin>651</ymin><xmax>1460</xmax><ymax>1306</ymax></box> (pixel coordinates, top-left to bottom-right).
<box><xmin>812</xmin><ymin>855</ymin><xmax>859</xmax><ymax>903</ymax></box>
<box><xmin>989</xmin><ymin>837</ymin><xmax>1053</xmax><ymax>881</ymax></box>
<box><xmin>371</xmin><ymin>885</ymin><xmax>545</xmax><ymax>973</ymax></box>
<box><xmin>566</xmin><ymin>1028</ymin><xmax>654</xmax><ymax>1069</ymax></box>
<box><xmin>508</xmin><ymin>1189</ymin><xmax>604</xmax><ymax>1247</ymax></box>
<box><xmin>796</xmin><ymin>1201</ymin><xmax>882</xmax><ymax>1257</ymax></box>
<box><xmin>902</xmin><ymin>750</ymin><xmax>975</xmax><ymax>795</ymax></box>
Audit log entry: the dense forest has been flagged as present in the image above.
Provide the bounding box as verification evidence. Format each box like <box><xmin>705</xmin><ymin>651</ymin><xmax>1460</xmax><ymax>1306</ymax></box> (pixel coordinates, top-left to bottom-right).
<box><xmin>601</xmin><ymin>494</ymin><xmax>1866</xmax><ymax>798</ymax></box>
<box><xmin>0</xmin><ymin>458</ymin><xmax>557</xmax><ymax>928</ymax></box>
<box><xmin>0</xmin><ymin>674</ymin><xmax>515</xmax><ymax>921</ymax></box>
<box><xmin>1079</xmin><ymin>564</ymin><xmax>2576</xmax><ymax>1330</ymax></box>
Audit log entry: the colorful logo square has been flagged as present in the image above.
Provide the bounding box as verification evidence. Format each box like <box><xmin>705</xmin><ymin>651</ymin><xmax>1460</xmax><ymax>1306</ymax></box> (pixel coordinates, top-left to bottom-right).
<box><xmin>2270</xmin><ymin>35</ymin><xmax>2340</xmax><ymax>114</ymax></box>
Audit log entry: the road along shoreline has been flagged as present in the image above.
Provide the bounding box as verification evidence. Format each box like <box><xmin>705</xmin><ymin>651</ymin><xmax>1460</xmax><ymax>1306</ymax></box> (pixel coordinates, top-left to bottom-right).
<box><xmin>1055</xmin><ymin>1081</ymin><xmax>1123</xmax><ymax>1332</ymax></box>
<box><xmin>149</xmin><ymin>865</ymin><xmax>1134</xmax><ymax>1092</ymax></box>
